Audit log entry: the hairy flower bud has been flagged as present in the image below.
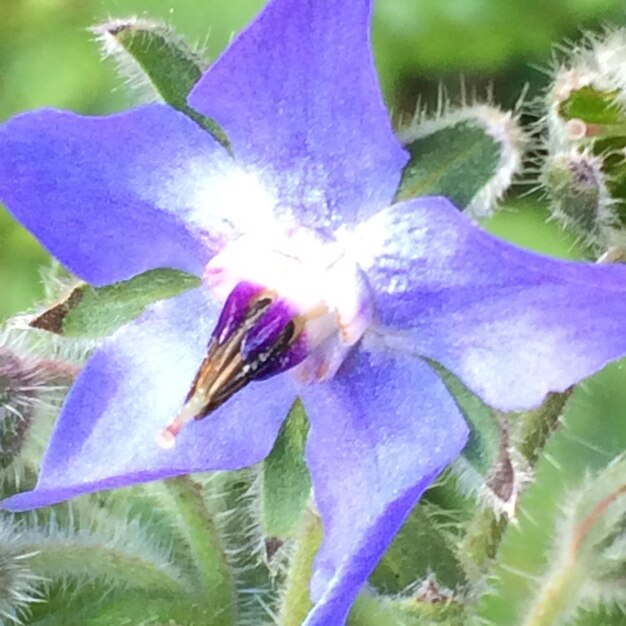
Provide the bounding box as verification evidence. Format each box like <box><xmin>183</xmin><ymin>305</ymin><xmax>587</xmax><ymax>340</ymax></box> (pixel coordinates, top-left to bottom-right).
<box><xmin>544</xmin><ymin>150</ymin><xmax>615</xmax><ymax>250</ymax></box>
<box><xmin>0</xmin><ymin>340</ymin><xmax>78</xmax><ymax>470</ymax></box>
<box><xmin>544</xmin><ymin>28</ymin><xmax>626</xmax><ymax>252</ymax></box>
<box><xmin>0</xmin><ymin>350</ymin><xmax>39</xmax><ymax>469</ymax></box>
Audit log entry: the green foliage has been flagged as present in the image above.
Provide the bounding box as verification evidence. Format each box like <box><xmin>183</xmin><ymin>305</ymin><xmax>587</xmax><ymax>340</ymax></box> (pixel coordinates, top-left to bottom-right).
<box><xmin>94</xmin><ymin>19</ymin><xmax>231</xmax><ymax>151</ymax></box>
<box><xmin>396</xmin><ymin>106</ymin><xmax>523</xmax><ymax>218</ymax></box>
<box><xmin>543</xmin><ymin>29</ymin><xmax>626</xmax><ymax>252</ymax></box>
<box><xmin>350</xmin><ymin>591</ymin><xmax>465</xmax><ymax>626</ymax></box>
<box><xmin>2</xmin><ymin>6</ymin><xmax>626</xmax><ymax>626</ymax></box>
<box><xmin>97</xmin><ymin>19</ymin><xmax>206</xmax><ymax>110</ymax></box>
<box><xmin>261</xmin><ymin>400</ymin><xmax>311</xmax><ymax>539</ymax></box>
<box><xmin>472</xmin><ymin>363</ymin><xmax>626</xmax><ymax>625</ymax></box>
<box><xmin>430</xmin><ymin>362</ymin><xmax>501</xmax><ymax>483</ymax></box>
<box><xmin>29</xmin><ymin>588</ymin><xmax>212</xmax><ymax>626</ymax></box>
<box><xmin>30</xmin><ymin>269</ymin><xmax>200</xmax><ymax>338</ymax></box>
<box><xmin>370</xmin><ymin>505</ymin><xmax>466</xmax><ymax>594</ymax></box>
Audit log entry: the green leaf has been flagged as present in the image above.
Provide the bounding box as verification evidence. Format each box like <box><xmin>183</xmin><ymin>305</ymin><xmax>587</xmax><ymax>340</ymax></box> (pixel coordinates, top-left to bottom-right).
<box><xmin>30</xmin><ymin>268</ymin><xmax>200</xmax><ymax>337</ymax></box>
<box><xmin>20</xmin><ymin>509</ymin><xmax>188</xmax><ymax>593</ymax></box>
<box><xmin>515</xmin><ymin>390</ymin><xmax>572</xmax><ymax>465</ymax></box>
<box><xmin>370</xmin><ymin>505</ymin><xmax>467</xmax><ymax>594</ymax></box>
<box><xmin>395</xmin><ymin>106</ymin><xmax>523</xmax><ymax>218</ymax></box>
<box><xmin>559</xmin><ymin>86</ymin><xmax>624</xmax><ymax>127</ymax></box>
<box><xmin>571</xmin><ymin>606</ymin><xmax>626</xmax><ymax>626</ymax></box>
<box><xmin>350</xmin><ymin>590</ymin><xmax>465</xmax><ymax>626</ymax></box>
<box><xmin>94</xmin><ymin>20</ymin><xmax>231</xmax><ymax>152</ymax></box>
<box><xmin>428</xmin><ymin>361</ymin><xmax>500</xmax><ymax>484</ymax></box>
<box><xmin>29</xmin><ymin>585</ymin><xmax>211</xmax><ymax>626</ymax></box>
<box><xmin>260</xmin><ymin>400</ymin><xmax>311</xmax><ymax>539</ymax></box>
<box><xmin>138</xmin><ymin>471</ymin><xmax>272</xmax><ymax>626</ymax></box>
<box><xmin>471</xmin><ymin>361</ymin><xmax>626</xmax><ymax>626</ymax></box>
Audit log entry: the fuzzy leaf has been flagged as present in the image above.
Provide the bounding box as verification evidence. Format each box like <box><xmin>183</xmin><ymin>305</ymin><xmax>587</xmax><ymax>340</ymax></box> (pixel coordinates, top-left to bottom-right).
<box><xmin>261</xmin><ymin>400</ymin><xmax>311</xmax><ymax>539</ymax></box>
<box><xmin>396</xmin><ymin>106</ymin><xmax>523</xmax><ymax>218</ymax></box>
<box><xmin>369</xmin><ymin>505</ymin><xmax>466</xmax><ymax>594</ymax></box>
<box><xmin>140</xmin><ymin>471</ymin><xmax>272</xmax><ymax>626</ymax></box>
<box><xmin>30</xmin><ymin>268</ymin><xmax>200</xmax><ymax>337</ymax></box>
<box><xmin>571</xmin><ymin>606</ymin><xmax>626</xmax><ymax>626</ymax></box>
<box><xmin>19</xmin><ymin>511</ymin><xmax>187</xmax><ymax>593</ymax></box>
<box><xmin>472</xmin><ymin>362</ymin><xmax>626</xmax><ymax>626</ymax></box>
<box><xmin>29</xmin><ymin>585</ymin><xmax>211</xmax><ymax>626</ymax></box>
<box><xmin>94</xmin><ymin>20</ymin><xmax>231</xmax><ymax>151</ymax></box>
<box><xmin>429</xmin><ymin>361</ymin><xmax>500</xmax><ymax>486</ymax></box>
<box><xmin>160</xmin><ymin>477</ymin><xmax>236</xmax><ymax>625</ymax></box>
<box><xmin>350</xmin><ymin>591</ymin><xmax>464</xmax><ymax>626</ymax></box>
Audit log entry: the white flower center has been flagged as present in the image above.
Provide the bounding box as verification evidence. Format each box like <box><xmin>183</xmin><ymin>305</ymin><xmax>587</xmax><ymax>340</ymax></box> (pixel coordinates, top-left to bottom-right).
<box><xmin>203</xmin><ymin>228</ymin><xmax>373</xmax><ymax>381</ymax></box>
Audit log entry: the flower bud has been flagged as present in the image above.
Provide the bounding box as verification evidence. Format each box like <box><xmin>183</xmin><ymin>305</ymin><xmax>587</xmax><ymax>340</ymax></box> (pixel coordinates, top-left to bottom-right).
<box><xmin>543</xmin><ymin>149</ymin><xmax>615</xmax><ymax>250</ymax></box>
<box><xmin>544</xmin><ymin>28</ymin><xmax>626</xmax><ymax>252</ymax></box>
<box><xmin>0</xmin><ymin>349</ymin><xmax>38</xmax><ymax>469</ymax></box>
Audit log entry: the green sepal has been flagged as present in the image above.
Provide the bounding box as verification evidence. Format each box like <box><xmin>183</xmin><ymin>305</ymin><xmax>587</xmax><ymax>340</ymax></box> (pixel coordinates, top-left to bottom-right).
<box><xmin>30</xmin><ymin>268</ymin><xmax>200</xmax><ymax>337</ymax></box>
<box><xmin>571</xmin><ymin>607</ymin><xmax>626</xmax><ymax>626</ymax></box>
<box><xmin>395</xmin><ymin>106</ymin><xmax>523</xmax><ymax>218</ymax></box>
<box><xmin>545</xmin><ymin>43</ymin><xmax>626</xmax><ymax>246</ymax></box>
<box><xmin>94</xmin><ymin>20</ymin><xmax>231</xmax><ymax>151</ymax></box>
<box><xmin>369</xmin><ymin>504</ymin><xmax>467</xmax><ymax>594</ymax></box>
<box><xmin>558</xmin><ymin>86</ymin><xmax>625</xmax><ymax>128</ymax></box>
<box><xmin>599</xmin><ymin>135</ymin><xmax>626</xmax><ymax>225</ymax></box>
<box><xmin>471</xmin><ymin>362</ymin><xmax>626</xmax><ymax>626</ymax></box>
<box><xmin>428</xmin><ymin>361</ymin><xmax>500</xmax><ymax>485</ymax></box>
<box><xmin>350</xmin><ymin>591</ymin><xmax>464</xmax><ymax>626</ymax></box>
<box><xmin>515</xmin><ymin>390</ymin><xmax>571</xmax><ymax>465</ymax></box>
<box><xmin>260</xmin><ymin>400</ymin><xmax>311</xmax><ymax>539</ymax></box>
<box><xmin>28</xmin><ymin>585</ymin><xmax>211</xmax><ymax>626</ymax></box>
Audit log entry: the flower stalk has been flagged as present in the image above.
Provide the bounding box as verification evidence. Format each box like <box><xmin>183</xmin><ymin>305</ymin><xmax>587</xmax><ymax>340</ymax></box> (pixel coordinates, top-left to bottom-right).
<box><xmin>278</xmin><ymin>509</ymin><xmax>322</xmax><ymax>626</ymax></box>
<box><xmin>163</xmin><ymin>476</ymin><xmax>236</xmax><ymax>625</ymax></box>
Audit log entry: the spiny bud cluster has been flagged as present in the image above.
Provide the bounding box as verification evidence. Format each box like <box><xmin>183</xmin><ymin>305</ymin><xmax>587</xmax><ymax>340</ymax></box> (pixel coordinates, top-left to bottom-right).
<box><xmin>543</xmin><ymin>28</ymin><xmax>626</xmax><ymax>254</ymax></box>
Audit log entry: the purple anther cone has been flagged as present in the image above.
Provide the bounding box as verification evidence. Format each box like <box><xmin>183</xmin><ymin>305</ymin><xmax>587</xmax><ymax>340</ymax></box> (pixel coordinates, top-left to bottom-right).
<box><xmin>2</xmin><ymin>1</ymin><xmax>626</xmax><ymax>624</ymax></box>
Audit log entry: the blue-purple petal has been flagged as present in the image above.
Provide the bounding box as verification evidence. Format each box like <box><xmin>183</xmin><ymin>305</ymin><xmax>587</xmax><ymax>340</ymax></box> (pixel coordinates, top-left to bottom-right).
<box><xmin>299</xmin><ymin>347</ymin><xmax>468</xmax><ymax>626</ymax></box>
<box><xmin>3</xmin><ymin>289</ymin><xmax>297</xmax><ymax>511</ymax></box>
<box><xmin>188</xmin><ymin>0</ymin><xmax>406</xmax><ymax>232</ymax></box>
<box><xmin>354</xmin><ymin>196</ymin><xmax>626</xmax><ymax>411</ymax></box>
<box><xmin>0</xmin><ymin>105</ymin><xmax>241</xmax><ymax>285</ymax></box>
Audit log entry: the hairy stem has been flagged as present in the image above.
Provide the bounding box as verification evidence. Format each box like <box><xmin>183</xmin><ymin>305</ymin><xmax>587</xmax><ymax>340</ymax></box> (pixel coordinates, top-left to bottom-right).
<box><xmin>278</xmin><ymin>508</ymin><xmax>322</xmax><ymax>626</ymax></box>
<box><xmin>522</xmin><ymin>483</ymin><xmax>626</xmax><ymax>626</ymax></box>
<box><xmin>24</xmin><ymin>538</ymin><xmax>183</xmax><ymax>592</ymax></box>
<box><xmin>163</xmin><ymin>476</ymin><xmax>236</xmax><ymax>625</ymax></box>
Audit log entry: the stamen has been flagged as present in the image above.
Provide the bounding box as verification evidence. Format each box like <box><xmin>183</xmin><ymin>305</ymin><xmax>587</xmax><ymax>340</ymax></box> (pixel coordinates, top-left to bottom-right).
<box><xmin>158</xmin><ymin>283</ymin><xmax>308</xmax><ymax>446</ymax></box>
<box><xmin>156</xmin><ymin>392</ymin><xmax>210</xmax><ymax>449</ymax></box>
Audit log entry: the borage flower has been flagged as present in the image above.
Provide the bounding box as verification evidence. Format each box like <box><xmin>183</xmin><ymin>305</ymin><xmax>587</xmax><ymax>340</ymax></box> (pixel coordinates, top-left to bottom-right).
<box><xmin>3</xmin><ymin>0</ymin><xmax>626</xmax><ymax>624</ymax></box>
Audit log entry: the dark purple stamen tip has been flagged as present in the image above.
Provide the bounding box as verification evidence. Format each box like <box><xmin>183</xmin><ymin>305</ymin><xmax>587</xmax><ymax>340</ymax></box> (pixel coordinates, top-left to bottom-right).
<box><xmin>184</xmin><ymin>282</ymin><xmax>308</xmax><ymax>420</ymax></box>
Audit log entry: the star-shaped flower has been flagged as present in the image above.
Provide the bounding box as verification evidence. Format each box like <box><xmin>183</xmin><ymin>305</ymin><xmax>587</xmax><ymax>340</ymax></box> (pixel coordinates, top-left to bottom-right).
<box><xmin>3</xmin><ymin>1</ymin><xmax>626</xmax><ymax>624</ymax></box>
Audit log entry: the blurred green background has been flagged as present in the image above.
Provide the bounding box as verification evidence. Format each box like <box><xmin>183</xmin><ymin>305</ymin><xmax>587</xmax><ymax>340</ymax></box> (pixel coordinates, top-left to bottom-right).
<box><xmin>0</xmin><ymin>0</ymin><xmax>625</xmax><ymax>319</ymax></box>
